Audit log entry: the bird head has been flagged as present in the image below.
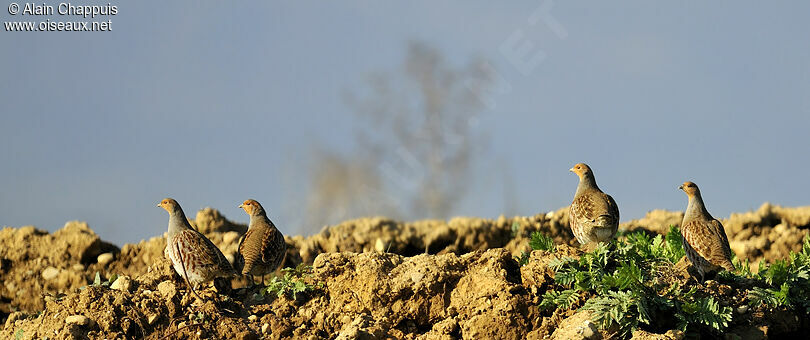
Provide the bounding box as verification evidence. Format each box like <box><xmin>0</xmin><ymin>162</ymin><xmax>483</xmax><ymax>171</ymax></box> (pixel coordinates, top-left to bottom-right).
<box><xmin>678</xmin><ymin>181</ymin><xmax>700</xmax><ymax>197</ymax></box>
<box><xmin>569</xmin><ymin>163</ymin><xmax>592</xmax><ymax>179</ymax></box>
<box><xmin>157</xmin><ymin>198</ymin><xmax>180</xmax><ymax>213</ymax></box>
<box><xmin>239</xmin><ymin>199</ymin><xmax>264</xmax><ymax>216</ymax></box>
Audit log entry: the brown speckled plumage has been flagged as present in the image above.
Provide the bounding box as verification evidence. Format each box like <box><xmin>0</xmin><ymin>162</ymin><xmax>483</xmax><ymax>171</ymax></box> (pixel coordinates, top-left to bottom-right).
<box><xmin>236</xmin><ymin>199</ymin><xmax>286</xmax><ymax>283</ymax></box>
<box><xmin>679</xmin><ymin>182</ymin><xmax>735</xmax><ymax>281</ymax></box>
<box><xmin>159</xmin><ymin>198</ymin><xmax>236</xmax><ymax>297</ymax></box>
<box><xmin>568</xmin><ymin>163</ymin><xmax>619</xmax><ymax>245</ymax></box>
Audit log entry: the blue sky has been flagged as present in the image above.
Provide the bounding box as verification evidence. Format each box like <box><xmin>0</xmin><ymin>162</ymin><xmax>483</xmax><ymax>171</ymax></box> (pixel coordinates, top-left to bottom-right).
<box><xmin>1</xmin><ymin>2</ymin><xmax>808</xmax><ymax>245</ymax></box>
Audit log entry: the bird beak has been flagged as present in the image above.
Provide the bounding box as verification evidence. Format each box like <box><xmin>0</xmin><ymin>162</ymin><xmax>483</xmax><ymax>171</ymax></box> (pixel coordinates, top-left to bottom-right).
<box><xmin>156</xmin><ymin>203</ymin><xmax>161</xmax><ymax>208</ymax></box>
<box><xmin>238</xmin><ymin>204</ymin><xmax>243</xmax><ymax>209</ymax></box>
<box><xmin>568</xmin><ymin>167</ymin><xmax>575</xmax><ymax>172</ymax></box>
<box><xmin>678</xmin><ymin>185</ymin><xmax>683</xmax><ymax>190</ymax></box>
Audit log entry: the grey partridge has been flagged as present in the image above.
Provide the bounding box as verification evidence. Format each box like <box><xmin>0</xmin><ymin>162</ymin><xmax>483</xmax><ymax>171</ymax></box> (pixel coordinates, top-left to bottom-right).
<box><xmin>568</xmin><ymin>163</ymin><xmax>620</xmax><ymax>245</ymax></box>
<box><xmin>678</xmin><ymin>182</ymin><xmax>734</xmax><ymax>281</ymax></box>
<box><xmin>158</xmin><ymin>198</ymin><xmax>236</xmax><ymax>298</ymax></box>
<box><xmin>235</xmin><ymin>199</ymin><xmax>286</xmax><ymax>285</ymax></box>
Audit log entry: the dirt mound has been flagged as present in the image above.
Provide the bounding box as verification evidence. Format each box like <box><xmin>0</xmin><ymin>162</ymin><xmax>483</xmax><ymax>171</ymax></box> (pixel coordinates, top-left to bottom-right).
<box><xmin>2</xmin><ymin>249</ymin><xmax>534</xmax><ymax>339</ymax></box>
<box><xmin>289</xmin><ymin>207</ymin><xmax>575</xmax><ymax>265</ymax></box>
<box><xmin>0</xmin><ymin>222</ymin><xmax>118</xmax><ymax>315</ymax></box>
<box><xmin>2</xmin><ymin>203</ymin><xmax>809</xmax><ymax>339</ymax></box>
<box><xmin>4</xmin><ymin>246</ymin><xmax>805</xmax><ymax>339</ymax></box>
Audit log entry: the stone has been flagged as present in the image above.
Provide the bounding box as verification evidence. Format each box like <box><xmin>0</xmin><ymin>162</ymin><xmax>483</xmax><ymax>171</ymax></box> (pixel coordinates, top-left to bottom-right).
<box><xmin>248</xmin><ymin>314</ymin><xmax>258</xmax><ymax>322</ymax></box>
<box><xmin>157</xmin><ymin>281</ymin><xmax>177</xmax><ymax>299</ymax></box>
<box><xmin>110</xmin><ymin>275</ymin><xmax>132</xmax><ymax>292</ymax></box>
<box><xmin>65</xmin><ymin>315</ymin><xmax>90</xmax><ymax>326</ymax></box>
<box><xmin>41</xmin><ymin>267</ymin><xmax>59</xmax><ymax>280</ymax></box>
<box><xmin>97</xmin><ymin>252</ymin><xmax>114</xmax><ymax>265</ymax></box>
<box><xmin>581</xmin><ymin>320</ymin><xmax>598</xmax><ymax>339</ymax></box>
<box><xmin>148</xmin><ymin>314</ymin><xmax>159</xmax><ymax>325</ymax></box>
<box><xmin>261</xmin><ymin>323</ymin><xmax>269</xmax><ymax>334</ymax></box>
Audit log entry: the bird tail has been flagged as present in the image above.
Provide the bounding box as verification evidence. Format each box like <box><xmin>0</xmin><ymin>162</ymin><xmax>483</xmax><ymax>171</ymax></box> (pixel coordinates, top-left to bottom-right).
<box><xmin>720</xmin><ymin>260</ymin><xmax>735</xmax><ymax>272</ymax></box>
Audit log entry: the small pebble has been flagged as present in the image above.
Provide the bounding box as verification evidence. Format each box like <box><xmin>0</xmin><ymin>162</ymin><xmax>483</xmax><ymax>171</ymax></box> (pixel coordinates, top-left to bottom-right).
<box><xmin>581</xmin><ymin>320</ymin><xmax>598</xmax><ymax>339</ymax></box>
<box><xmin>110</xmin><ymin>275</ymin><xmax>132</xmax><ymax>292</ymax></box>
<box><xmin>736</xmin><ymin>305</ymin><xmax>749</xmax><ymax>314</ymax></box>
<box><xmin>97</xmin><ymin>253</ymin><xmax>114</xmax><ymax>265</ymax></box>
<box><xmin>157</xmin><ymin>281</ymin><xmax>177</xmax><ymax>299</ymax></box>
<box><xmin>248</xmin><ymin>314</ymin><xmax>258</xmax><ymax>322</ymax></box>
<box><xmin>375</xmin><ymin>238</ymin><xmax>386</xmax><ymax>252</ymax></box>
<box><xmin>41</xmin><ymin>267</ymin><xmax>59</xmax><ymax>280</ymax></box>
<box><xmin>261</xmin><ymin>323</ymin><xmax>270</xmax><ymax>334</ymax></box>
<box><xmin>65</xmin><ymin>315</ymin><xmax>90</xmax><ymax>326</ymax></box>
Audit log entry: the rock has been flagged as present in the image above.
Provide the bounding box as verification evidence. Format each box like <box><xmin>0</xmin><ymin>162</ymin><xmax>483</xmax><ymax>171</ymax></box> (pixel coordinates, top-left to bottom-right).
<box><xmin>110</xmin><ymin>275</ymin><xmax>132</xmax><ymax>292</ymax></box>
<box><xmin>248</xmin><ymin>314</ymin><xmax>258</xmax><ymax>322</ymax></box>
<box><xmin>261</xmin><ymin>323</ymin><xmax>269</xmax><ymax>334</ymax></box>
<box><xmin>71</xmin><ymin>263</ymin><xmax>85</xmax><ymax>271</ymax></box>
<box><xmin>375</xmin><ymin>238</ymin><xmax>386</xmax><ymax>252</ymax></box>
<box><xmin>97</xmin><ymin>252</ymin><xmax>114</xmax><ymax>265</ymax></box>
<box><xmin>41</xmin><ymin>267</ymin><xmax>59</xmax><ymax>280</ymax></box>
<box><xmin>147</xmin><ymin>314</ymin><xmax>159</xmax><ymax>325</ymax></box>
<box><xmin>65</xmin><ymin>315</ymin><xmax>90</xmax><ymax>326</ymax></box>
<box><xmin>581</xmin><ymin>320</ymin><xmax>598</xmax><ymax>339</ymax></box>
<box><xmin>157</xmin><ymin>281</ymin><xmax>177</xmax><ymax>299</ymax></box>
<box><xmin>552</xmin><ymin>311</ymin><xmax>598</xmax><ymax>340</ymax></box>
<box><xmin>736</xmin><ymin>305</ymin><xmax>749</xmax><ymax>314</ymax></box>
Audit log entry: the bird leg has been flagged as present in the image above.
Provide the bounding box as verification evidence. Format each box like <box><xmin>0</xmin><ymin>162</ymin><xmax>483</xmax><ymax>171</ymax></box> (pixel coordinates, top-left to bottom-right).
<box><xmin>175</xmin><ymin>242</ymin><xmax>203</xmax><ymax>300</ymax></box>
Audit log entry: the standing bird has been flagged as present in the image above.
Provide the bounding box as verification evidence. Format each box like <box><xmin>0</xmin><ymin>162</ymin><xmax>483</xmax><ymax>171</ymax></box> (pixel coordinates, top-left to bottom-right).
<box><xmin>568</xmin><ymin>163</ymin><xmax>620</xmax><ymax>246</ymax></box>
<box><xmin>678</xmin><ymin>182</ymin><xmax>735</xmax><ymax>281</ymax></box>
<box><xmin>236</xmin><ymin>199</ymin><xmax>286</xmax><ymax>285</ymax></box>
<box><xmin>158</xmin><ymin>198</ymin><xmax>236</xmax><ymax>298</ymax></box>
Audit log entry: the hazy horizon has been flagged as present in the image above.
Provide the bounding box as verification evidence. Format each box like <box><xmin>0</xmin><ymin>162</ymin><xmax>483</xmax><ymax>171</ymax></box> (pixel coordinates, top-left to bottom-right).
<box><xmin>2</xmin><ymin>2</ymin><xmax>808</xmax><ymax>245</ymax></box>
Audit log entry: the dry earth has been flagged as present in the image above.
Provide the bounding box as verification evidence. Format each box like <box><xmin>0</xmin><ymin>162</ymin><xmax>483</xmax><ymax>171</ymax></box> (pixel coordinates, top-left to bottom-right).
<box><xmin>1</xmin><ymin>203</ymin><xmax>808</xmax><ymax>339</ymax></box>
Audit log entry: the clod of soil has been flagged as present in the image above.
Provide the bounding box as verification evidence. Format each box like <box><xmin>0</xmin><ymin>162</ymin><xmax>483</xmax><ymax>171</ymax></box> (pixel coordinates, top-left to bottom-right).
<box><xmin>1</xmin><ymin>203</ymin><xmax>808</xmax><ymax>339</ymax></box>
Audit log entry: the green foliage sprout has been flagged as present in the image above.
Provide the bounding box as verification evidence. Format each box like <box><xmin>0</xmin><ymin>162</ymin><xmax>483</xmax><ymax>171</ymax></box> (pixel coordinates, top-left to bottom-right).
<box><xmin>539</xmin><ymin>225</ymin><xmax>733</xmax><ymax>337</ymax></box>
<box><xmin>517</xmin><ymin>230</ymin><xmax>555</xmax><ymax>266</ymax></box>
<box><xmin>261</xmin><ymin>263</ymin><xmax>322</xmax><ymax>300</ymax></box>
<box><xmin>79</xmin><ymin>272</ymin><xmax>118</xmax><ymax>290</ymax></box>
<box><xmin>529</xmin><ymin>231</ymin><xmax>555</xmax><ymax>252</ymax></box>
<box><xmin>747</xmin><ymin>235</ymin><xmax>810</xmax><ymax>313</ymax></box>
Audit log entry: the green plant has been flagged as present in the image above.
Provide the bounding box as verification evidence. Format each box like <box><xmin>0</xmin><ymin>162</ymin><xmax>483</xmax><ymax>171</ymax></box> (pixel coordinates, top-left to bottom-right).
<box><xmin>529</xmin><ymin>231</ymin><xmax>555</xmax><ymax>252</ymax></box>
<box><xmin>539</xmin><ymin>226</ymin><xmax>733</xmax><ymax>337</ymax></box>
<box><xmin>14</xmin><ymin>329</ymin><xmax>23</xmax><ymax>340</ymax></box>
<box><xmin>79</xmin><ymin>272</ymin><xmax>118</xmax><ymax>290</ymax></box>
<box><xmin>516</xmin><ymin>230</ymin><xmax>555</xmax><ymax>266</ymax></box>
<box><xmin>747</xmin><ymin>235</ymin><xmax>810</xmax><ymax>313</ymax></box>
<box><xmin>261</xmin><ymin>264</ymin><xmax>322</xmax><ymax>300</ymax></box>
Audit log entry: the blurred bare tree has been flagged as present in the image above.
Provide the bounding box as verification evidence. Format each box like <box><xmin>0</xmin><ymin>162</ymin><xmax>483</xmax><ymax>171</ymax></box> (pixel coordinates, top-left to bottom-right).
<box><xmin>300</xmin><ymin>41</ymin><xmax>494</xmax><ymax>233</ymax></box>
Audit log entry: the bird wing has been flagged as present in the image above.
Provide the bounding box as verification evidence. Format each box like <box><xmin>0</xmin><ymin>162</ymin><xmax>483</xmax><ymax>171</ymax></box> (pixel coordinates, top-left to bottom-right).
<box><xmin>184</xmin><ymin>229</ymin><xmax>235</xmax><ymax>275</ymax></box>
<box><xmin>571</xmin><ymin>191</ymin><xmax>618</xmax><ymax>228</ymax></box>
<box><xmin>681</xmin><ymin>219</ymin><xmax>734</xmax><ymax>271</ymax></box>
<box><xmin>602</xmin><ymin>193</ymin><xmax>620</xmax><ymax>226</ymax></box>
<box><xmin>260</xmin><ymin>219</ymin><xmax>285</xmax><ymax>264</ymax></box>
<box><xmin>707</xmin><ymin>219</ymin><xmax>734</xmax><ymax>270</ymax></box>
